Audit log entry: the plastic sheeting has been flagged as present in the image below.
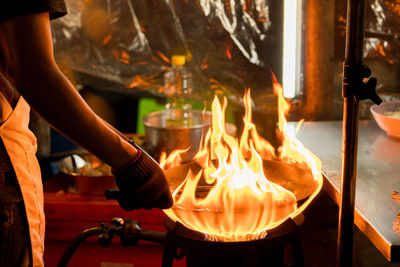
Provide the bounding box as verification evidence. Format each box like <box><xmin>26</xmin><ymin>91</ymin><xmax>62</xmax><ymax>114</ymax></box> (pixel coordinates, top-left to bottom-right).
<box><xmin>364</xmin><ymin>0</ymin><xmax>400</xmax><ymax>95</ymax></box>
<box><xmin>363</xmin><ymin>0</ymin><xmax>400</xmax><ymax>95</ymax></box>
<box><xmin>51</xmin><ymin>0</ymin><xmax>281</xmax><ymax>110</ymax></box>
<box><xmin>364</xmin><ymin>0</ymin><xmax>400</xmax><ymax>64</ymax></box>
<box><xmin>336</xmin><ymin>0</ymin><xmax>400</xmax><ymax>96</ymax></box>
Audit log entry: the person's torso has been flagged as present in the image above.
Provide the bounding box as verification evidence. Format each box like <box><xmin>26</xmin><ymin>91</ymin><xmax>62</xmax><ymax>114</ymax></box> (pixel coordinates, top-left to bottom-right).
<box><xmin>0</xmin><ymin>28</ymin><xmax>20</xmax><ymax>173</ymax></box>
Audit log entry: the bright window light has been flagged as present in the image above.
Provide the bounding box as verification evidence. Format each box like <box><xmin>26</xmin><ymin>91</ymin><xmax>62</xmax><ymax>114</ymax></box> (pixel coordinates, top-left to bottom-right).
<box><xmin>283</xmin><ymin>0</ymin><xmax>303</xmax><ymax>99</ymax></box>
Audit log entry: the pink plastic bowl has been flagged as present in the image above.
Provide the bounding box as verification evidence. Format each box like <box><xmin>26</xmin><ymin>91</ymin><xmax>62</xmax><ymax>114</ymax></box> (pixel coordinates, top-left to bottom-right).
<box><xmin>370</xmin><ymin>101</ymin><xmax>400</xmax><ymax>138</ymax></box>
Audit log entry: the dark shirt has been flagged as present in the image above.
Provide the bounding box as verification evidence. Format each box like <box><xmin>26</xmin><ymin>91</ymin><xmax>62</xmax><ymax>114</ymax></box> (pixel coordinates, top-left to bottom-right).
<box><xmin>0</xmin><ymin>0</ymin><xmax>67</xmax><ymax>106</ymax></box>
<box><xmin>0</xmin><ymin>0</ymin><xmax>67</xmax><ymax>23</ymax></box>
<box><xmin>0</xmin><ymin>0</ymin><xmax>67</xmax><ymax>172</ymax></box>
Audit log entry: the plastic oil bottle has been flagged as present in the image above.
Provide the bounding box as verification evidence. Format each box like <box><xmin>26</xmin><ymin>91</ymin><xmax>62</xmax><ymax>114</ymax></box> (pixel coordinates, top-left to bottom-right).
<box><xmin>164</xmin><ymin>55</ymin><xmax>193</xmax><ymax>127</ymax></box>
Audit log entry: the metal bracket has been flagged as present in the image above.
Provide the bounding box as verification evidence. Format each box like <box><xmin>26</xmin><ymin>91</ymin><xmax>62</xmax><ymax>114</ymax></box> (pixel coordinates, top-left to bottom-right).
<box><xmin>342</xmin><ymin>62</ymin><xmax>382</xmax><ymax>104</ymax></box>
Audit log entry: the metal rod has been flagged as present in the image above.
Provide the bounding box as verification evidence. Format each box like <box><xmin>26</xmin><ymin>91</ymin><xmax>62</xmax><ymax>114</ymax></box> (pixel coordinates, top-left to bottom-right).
<box><xmin>338</xmin><ymin>0</ymin><xmax>366</xmax><ymax>266</ymax></box>
<box><xmin>139</xmin><ymin>230</ymin><xmax>167</xmax><ymax>244</ymax></box>
<box><xmin>338</xmin><ymin>99</ymin><xmax>359</xmax><ymax>267</ymax></box>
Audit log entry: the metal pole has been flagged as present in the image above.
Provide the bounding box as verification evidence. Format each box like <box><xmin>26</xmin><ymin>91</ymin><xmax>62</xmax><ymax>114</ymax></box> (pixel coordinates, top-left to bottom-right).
<box><xmin>338</xmin><ymin>0</ymin><xmax>366</xmax><ymax>266</ymax></box>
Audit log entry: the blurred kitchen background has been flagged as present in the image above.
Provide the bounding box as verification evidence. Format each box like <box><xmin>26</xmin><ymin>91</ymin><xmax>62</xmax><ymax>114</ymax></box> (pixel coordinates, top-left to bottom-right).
<box><xmin>32</xmin><ymin>0</ymin><xmax>400</xmax><ymax>156</ymax></box>
<box><xmin>33</xmin><ymin>0</ymin><xmax>400</xmax><ymax>266</ymax></box>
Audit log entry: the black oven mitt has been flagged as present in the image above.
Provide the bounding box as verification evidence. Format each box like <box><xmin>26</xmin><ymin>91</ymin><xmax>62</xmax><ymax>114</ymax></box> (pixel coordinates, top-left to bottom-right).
<box><xmin>109</xmin><ymin>142</ymin><xmax>173</xmax><ymax>211</ymax></box>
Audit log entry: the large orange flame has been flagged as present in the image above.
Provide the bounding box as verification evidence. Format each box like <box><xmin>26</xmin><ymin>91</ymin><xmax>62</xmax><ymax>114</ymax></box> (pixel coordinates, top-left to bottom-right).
<box><xmin>161</xmin><ymin>76</ymin><xmax>323</xmax><ymax>242</ymax></box>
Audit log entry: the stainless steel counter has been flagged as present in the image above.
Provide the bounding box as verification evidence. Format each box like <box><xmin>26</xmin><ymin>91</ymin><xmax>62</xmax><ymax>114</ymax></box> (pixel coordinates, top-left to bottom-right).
<box><xmin>290</xmin><ymin>120</ymin><xmax>400</xmax><ymax>262</ymax></box>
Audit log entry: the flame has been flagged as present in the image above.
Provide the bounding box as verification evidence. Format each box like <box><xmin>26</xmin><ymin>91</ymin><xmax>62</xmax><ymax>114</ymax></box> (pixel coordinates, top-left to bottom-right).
<box><xmin>156</xmin><ymin>51</ymin><xmax>170</xmax><ymax>64</ymax></box>
<box><xmin>226</xmin><ymin>43</ymin><xmax>232</xmax><ymax>60</ymax></box>
<box><xmin>201</xmin><ymin>58</ymin><xmax>208</xmax><ymax>70</ymax></box>
<box><xmin>112</xmin><ymin>50</ymin><xmax>130</xmax><ymax>64</ymax></box>
<box><xmin>162</xmin><ymin>77</ymin><xmax>323</xmax><ymax>242</ymax></box>
<box><xmin>102</xmin><ymin>33</ymin><xmax>112</xmax><ymax>45</ymax></box>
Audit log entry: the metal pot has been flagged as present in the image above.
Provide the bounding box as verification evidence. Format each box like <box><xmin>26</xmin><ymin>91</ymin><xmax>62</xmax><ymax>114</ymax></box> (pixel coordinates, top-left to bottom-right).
<box><xmin>57</xmin><ymin>153</ymin><xmax>116</xmax><ymax>195</ymax></box>
<box><xmin>143</xmin><ymin>109</ymin><xmax>212</xmax><ymax>162</ymax></box>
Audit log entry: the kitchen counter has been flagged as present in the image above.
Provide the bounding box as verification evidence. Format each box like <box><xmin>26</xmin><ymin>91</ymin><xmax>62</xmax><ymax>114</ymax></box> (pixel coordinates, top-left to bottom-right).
<box><xmin>290</xmin><ymin>120</ymin><xmax>400</xmax><ymax>262</ymax></box>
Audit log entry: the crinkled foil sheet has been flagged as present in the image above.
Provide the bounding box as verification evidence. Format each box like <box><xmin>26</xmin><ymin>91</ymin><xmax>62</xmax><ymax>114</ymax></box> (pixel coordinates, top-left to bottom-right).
<box><xmin>337</xmin><ymin>0</ymin><xmax>400</xmax><ymax>96</ymax></box>
<box><xmin>51</xmin><ymin>0</ymin><xmax>282</xmax><ymax>110</ymax></box>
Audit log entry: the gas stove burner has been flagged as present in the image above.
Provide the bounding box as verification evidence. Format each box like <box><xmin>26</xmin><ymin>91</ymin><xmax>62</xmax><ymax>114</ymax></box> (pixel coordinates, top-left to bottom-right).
<box><xmin>58</xmin><ymin>215</ymin><xmax>305</xmax><ymax>267</ymax></box>
<box><xmin>162</xmin><ymin>214</ymin><xmax>305</xmax><ymax>267</ymax></box>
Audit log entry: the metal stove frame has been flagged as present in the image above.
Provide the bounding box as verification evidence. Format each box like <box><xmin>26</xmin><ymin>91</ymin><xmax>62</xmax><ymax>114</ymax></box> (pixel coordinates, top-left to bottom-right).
<box><xmin>338</xmin><ymin>0</ymin><xmax>381</xmax><ymax>266</ymax></box>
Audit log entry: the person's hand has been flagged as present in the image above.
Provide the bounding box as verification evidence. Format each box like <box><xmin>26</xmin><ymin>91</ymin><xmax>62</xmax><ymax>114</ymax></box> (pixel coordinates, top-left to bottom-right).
<box><xmin>110</xmin><ymin>143</ymin><xmax>173</xmax><ymax>211</ymax></box>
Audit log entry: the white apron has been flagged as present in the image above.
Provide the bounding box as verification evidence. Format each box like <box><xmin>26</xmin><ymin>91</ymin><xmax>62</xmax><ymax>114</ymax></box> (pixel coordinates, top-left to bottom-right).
<box><xmin>0</xmin><ymin>92</ymin><xmax>45</xmax><ymax>267</ymax></box>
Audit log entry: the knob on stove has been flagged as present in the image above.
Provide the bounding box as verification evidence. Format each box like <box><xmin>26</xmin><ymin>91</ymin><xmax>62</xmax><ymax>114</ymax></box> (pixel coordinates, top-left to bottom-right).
<box><xmin>120</xmin><ymin>219</ymin><xmax>142</xmax><ymax>247</ymax></box>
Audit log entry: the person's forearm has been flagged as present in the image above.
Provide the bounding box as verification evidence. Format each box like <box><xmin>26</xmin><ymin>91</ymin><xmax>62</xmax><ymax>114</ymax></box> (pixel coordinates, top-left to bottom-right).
<box><xmin>17</xmin><ymin>64</ymin><xmax>137</xmax><ymax>170</ymax></box>
<box><xmin>1</xmin><ymin>13</ymin><xmax>137</xmax><ymax>170</ymax></box>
